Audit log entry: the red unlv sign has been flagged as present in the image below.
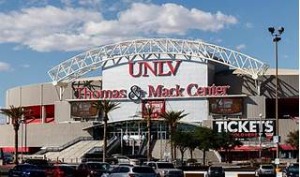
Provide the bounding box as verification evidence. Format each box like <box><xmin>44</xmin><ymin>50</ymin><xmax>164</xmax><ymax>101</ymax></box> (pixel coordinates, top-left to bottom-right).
<box><xmin>129</xmin><ymin>60</ymin><xmax>182</xmax><ymax>77</ymax></box>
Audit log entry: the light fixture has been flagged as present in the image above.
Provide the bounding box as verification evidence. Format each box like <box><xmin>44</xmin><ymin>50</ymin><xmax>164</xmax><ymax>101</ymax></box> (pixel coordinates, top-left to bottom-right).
<box><xmin>278</xmin><ymin>27</ymin><xmax>284</xmax><ymax>34</ymax></box>
<box><xmin>268</xmin><ymin>27</ymin><xmax>275</xmax><ymax>34</ymax></box>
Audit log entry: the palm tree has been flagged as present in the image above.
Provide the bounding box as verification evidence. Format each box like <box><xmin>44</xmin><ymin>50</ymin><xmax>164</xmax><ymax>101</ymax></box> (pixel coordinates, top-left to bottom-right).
<box><xmin>159</xmin><ymin>110</ymin><xmax>188</xmax><ymax>161</ymax></box>
<box><xmin>0</xmin><ymin>105</ymin><xmax>26</xmax><ymax>165</ymax></box>
<box><xmin>93</xmin><ymin>100</ymin><xmax>120</xmax><ymax>162</ymax></box>
<box><xmin>143</xmin><ymin>104</ymin><xmax>155</xmax><ymax>161</ymax></box>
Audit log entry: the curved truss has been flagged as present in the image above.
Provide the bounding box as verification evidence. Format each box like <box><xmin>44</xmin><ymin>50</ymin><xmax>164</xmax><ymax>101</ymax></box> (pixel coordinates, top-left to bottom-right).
<box><xmin>48</xmin><ymin>38</ymin><xmax>269</xmax><ymax>85</ymax></box>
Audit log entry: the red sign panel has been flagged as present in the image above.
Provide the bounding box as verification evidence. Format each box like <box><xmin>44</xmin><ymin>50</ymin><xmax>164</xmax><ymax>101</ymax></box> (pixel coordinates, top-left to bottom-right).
<box><xmin>142</xmin><ymin>100</ymin><xmax>165</xmax><ymax>119</ymax></box>
<box><xmin>71</xmin><ymin>102</ymin><xmax>98</xmax><ymax>118</ymax></box>
<box><xmin>209</xmin><ymin>98</ymin><xmax>243</xmax><ymax>115</ymax></box>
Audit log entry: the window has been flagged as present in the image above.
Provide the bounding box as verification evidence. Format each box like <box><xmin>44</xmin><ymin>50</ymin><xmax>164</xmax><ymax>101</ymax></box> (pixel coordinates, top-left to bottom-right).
<box><xmin>119</xmin><ymin>167</ymin><xmax>130</xmax><ymax>173</ymax></box>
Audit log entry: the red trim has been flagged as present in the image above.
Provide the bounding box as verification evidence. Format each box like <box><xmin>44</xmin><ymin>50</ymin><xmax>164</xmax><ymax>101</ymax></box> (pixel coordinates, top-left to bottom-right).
<box><xmin>1</xmin><ymin>147</ymin><xmax>29</xmax><ymax>153</ymax></box>
<box><xmin>219</xmin><ymin>146</ymin><xmax>261</xmax><ymax>152</ymax></box>
<box><xmin>268</xmin><ymin>144</ymin><xmax>297</xmax><ymax>151</ymax></box>
<box><xmin>280</xmin><ymin>144</ymin><xmax>297</xmax><ymax>150</ymax></box>
<box><xmin>45</xmin><ymin>117</ymin><xmax>54</xmax><ymax>123</ymax></box>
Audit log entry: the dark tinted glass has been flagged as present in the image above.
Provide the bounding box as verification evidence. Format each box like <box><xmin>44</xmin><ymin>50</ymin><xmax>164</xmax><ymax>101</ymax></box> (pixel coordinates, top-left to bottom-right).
<box><xmin>288</xmin><ymin>166</ymin><xmax>299</xmax><ymax>172</ymax></box>
<box><xmin>17</xmin><ymin>164</ymin><xmax>37</xmax><ymax>170</ymax></box>
<box><xmin>157</xmin><ymin>163</ymin><xmax>174</xmax><ymax>168</ymax></box>
<box><xmin>210</xmin><ymin>167</ymin><xmax>224</xmax><ymax>173</ymax></box>
<box><xmin>132</xmin><ymin>167</ymin><xmax>155</xmax><ymax>173</ymax></box>
<box><xmin>24</xmin><ymin>159</ymin><xmax>48</xmax><ymax>165</ymax></box>
<box><xmin>87</xmin><ymin>163</ymin><xmax>106</xmax><ymax>170</ymax></box>
<box><xmin>110</xmin><ymin>167</ymin><xmax>120</xmax><ymax>173</ymax></box>
<box><xmin>262</xmin><ymin>165</ymin><xmax>274</xmax><ymax>169</ymax></box>
<box><xmin>59</xmin><ymin>166</ymin><xmax>76</xmax><ymax>173</ymax></box>
<box><xmin>119</xmin><ymin>167</ymin><xmax>130</xmax><ymax>172</ymax></box>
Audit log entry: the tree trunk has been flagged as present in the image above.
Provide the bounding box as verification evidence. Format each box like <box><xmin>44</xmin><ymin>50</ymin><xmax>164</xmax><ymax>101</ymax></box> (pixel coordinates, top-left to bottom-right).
<box><xmin>173</xmin><ymin>144</ymin><xmax>177</xmax><ymax>160</ymax></box>
<box><xmin>103</xmin><ymin>118</ymin><xmax>107</xmax><ymax>162</ymax></box>
<box><xmin>189</xmin><ymin>149</ymin><xmax>193</xmax><ymax>159</ymax></box>
<box><xmin>147</xmin><ymin>117</ymin><xmax>151</xmax><ymax>161</ymax></box>
<box><xmin>202</xmin><ymin>150</ymin><xmax>206</xmax><ymax>165</ymax></box>
<box><xmin>173</xmin><ymin>127</ymin><xmax>177</xmax><ymax>160</ymax></box>
<box><xmin>180</xmin><ymin>149</ymin><xmax>184</xmax><ymax>167</ymax></box>
<box><xmin>169</xmin><ymin>125</ymin><xmax>173</xmax><ymax>161</ymax></box>
<box><xmin>225</xmin><ymin>149</ymin><xmax>228</xmax><ymax>163</ymax></box>
<box><xmin>14</xmin><ymin>129</ymin><xmax>19</xmax><ymax>165</ymax></box>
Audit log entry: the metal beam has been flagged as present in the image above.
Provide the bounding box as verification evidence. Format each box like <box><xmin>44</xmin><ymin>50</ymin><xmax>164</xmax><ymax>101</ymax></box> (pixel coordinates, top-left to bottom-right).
<box><xmin>48</xmin><ymin>38</ymin><xmax>269</xmax><ymax>85</ymax></box>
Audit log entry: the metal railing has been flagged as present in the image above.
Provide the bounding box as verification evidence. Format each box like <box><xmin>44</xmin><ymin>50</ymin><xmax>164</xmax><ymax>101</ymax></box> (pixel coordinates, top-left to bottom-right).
<box><xmin>35</xmin><ymin>136</ymin><xmax>93</xmax><ymax>154</ymax></box>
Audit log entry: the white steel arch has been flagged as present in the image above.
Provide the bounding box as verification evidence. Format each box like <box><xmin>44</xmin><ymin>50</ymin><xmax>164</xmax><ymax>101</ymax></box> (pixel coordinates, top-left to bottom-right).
<box><xmin>48</xmin><ymin>38</ymin><xmax>269</xmax><ymax>85</ymax></box>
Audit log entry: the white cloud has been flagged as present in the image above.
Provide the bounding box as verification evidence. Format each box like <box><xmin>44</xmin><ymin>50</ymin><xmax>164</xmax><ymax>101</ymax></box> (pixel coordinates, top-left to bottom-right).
<box><xmin>0</xmin><ymin>62</ymin><xmax>11</xmax><ymax>72</ymax></box>
<box><xmin>21</xmin><ymin>64</ymin><xmax>30</xmax><ymax>68</ymax></box>
<box><xmin>236</xmin><ymin>44</ymin><xmax>246</xmax><ymax>51</ymax></box>
<box><xmin>78</xmin><ymin>0</ymin><xmax>103</xmax><ymax>6</ymax></box>
<box><xmin>245</xmin><ymin>22</ymin><xmax>253</xmax><ymax>28</ymax></box>
<box><xmin>0</xmin><ymin>3</ymin><xmax>238</xmax><ymax>52</ymax></box>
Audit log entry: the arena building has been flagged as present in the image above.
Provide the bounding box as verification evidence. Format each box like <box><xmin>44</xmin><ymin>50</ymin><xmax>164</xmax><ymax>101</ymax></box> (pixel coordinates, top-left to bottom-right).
<box><xmin>0</xmin><ymin>39</ymin><xmax>298</xmax><ymax>163</ymax></box>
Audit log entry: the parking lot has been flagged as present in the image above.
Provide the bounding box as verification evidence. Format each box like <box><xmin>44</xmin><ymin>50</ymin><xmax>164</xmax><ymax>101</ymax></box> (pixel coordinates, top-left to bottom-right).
<box><xmin>0</xmin><ymin>163</ymin><xmax>284</xmax><ymax>177</ymax></box>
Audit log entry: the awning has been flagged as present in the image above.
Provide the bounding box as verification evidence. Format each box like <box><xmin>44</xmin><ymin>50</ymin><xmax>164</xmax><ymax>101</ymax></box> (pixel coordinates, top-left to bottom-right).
<box><xmin>259</xmin><ymin>144</ymin><xmax>297</xmax><ymax>151</ymax></box>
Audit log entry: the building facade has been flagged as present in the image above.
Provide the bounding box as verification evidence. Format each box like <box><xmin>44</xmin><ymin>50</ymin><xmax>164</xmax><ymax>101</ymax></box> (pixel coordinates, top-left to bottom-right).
<box><xmin>0</xmin><ymin>39</ymin><xmax>298</xmax><ymax>161</ymax></box>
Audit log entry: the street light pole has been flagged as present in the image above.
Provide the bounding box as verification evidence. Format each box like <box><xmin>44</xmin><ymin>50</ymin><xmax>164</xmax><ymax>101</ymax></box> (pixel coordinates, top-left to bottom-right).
<box><xmin>268</xmin><ymin>26</ymin><xmax>284</xmax><ymax>167</ymax></box>
<box><xmin>259</xmin><ymin>113</ymin><xmax>263</xmax><ymax>159</ymax></box>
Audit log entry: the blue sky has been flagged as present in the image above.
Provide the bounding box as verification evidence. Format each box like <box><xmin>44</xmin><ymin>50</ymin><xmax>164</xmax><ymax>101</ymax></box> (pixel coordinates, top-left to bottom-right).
<box><xmin>0</xmin><ymin>0</ymin><xmax>298</xmax><ymax>108</ymax></box>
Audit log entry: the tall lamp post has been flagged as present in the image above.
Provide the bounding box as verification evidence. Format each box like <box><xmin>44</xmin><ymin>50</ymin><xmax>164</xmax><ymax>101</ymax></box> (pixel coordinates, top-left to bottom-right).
<box><xmin>268</xmin><ymin>26</ymin><xmax>284</xmax><ymax>168</ymax></box>
<box><xmin>258</xmin><ymin>113</ymin><xmax>263</xmax><ymax>159</ymax></box>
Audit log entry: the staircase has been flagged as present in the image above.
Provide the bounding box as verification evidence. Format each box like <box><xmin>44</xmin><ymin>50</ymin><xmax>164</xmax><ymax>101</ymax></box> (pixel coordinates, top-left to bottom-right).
<box><xmin>44</xmin><ymin>140</ymin><xmax>103</xmax><ymax>163</ymax></box>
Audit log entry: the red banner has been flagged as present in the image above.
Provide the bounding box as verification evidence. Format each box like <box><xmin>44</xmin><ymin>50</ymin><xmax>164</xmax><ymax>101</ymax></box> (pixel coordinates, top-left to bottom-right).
<box><xmin>142</xmin><ymin>100</ymin><xmax>165</xmax><ymax>119</ymax></box>
<box><xmin>209</xmin><ymin>98</ymin><xmax>243</xmax><ymax>115</ymax></box>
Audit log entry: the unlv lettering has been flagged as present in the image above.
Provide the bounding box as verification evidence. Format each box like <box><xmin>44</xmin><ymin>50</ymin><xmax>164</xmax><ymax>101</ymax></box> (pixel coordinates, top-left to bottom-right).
<box><xmin>129</xmin><ymin>60</ymin><xmax>182</xmax><ymax>77</ymax></box>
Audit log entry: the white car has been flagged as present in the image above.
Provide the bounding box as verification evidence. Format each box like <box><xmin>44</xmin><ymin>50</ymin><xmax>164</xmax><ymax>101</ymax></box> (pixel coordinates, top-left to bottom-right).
<box><xmin>145</xmin><ymin>161</ymin><xmax>184</xmax><ymax>177</ymax></box>
<box><xmin>255</xmin><ymin>164</ymin><xmax>276</xmax><ymax>177</ymax></box>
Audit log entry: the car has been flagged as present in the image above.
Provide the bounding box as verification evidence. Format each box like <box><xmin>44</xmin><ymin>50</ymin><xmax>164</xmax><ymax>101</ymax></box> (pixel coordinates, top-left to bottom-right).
<box><xmin>3</xmin><ymin>153</ymin><xmax>14</xmax><ymax>164</ymax></box>
<box><xmin>282</xmin><ymin>163</ymin><xmax>299</xmax><ymax>177</ymax></box>
<box><xmin>255</xmin><ymin>164</ymin><xmax>276</xmax><ymax>177</ymax></box>
<box><xmin>108</xmin><ymin>164</ymin><xmax>158</xmax><ymax>177</ymax></box>
<box><xmin>206</xmin><ymin>166</ymin><xmax>225</xmax><ymax>177</ymax></box>
<box><xmin>8</xmin><ymin>164</ymin><xmax>48</xmax><ymax>177</ymax></box>
<box><xmin>23</xmin><ymin>158</ymin><xmax>50</xmax><ymax>166</ymax></box>
<box><xmin>76</xmin><ymin>161</ymin><xmax>111</xmax><ymax>177</ymax></box>
<box><xmin>145</xmin><ymin>161</ymin><xmax>184</xmax><ymax>177</ymax></box>
<box><xmin>52</xmin><ymin>163</ymin><xmax>77</xmax><ymax>177</ymax></box>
